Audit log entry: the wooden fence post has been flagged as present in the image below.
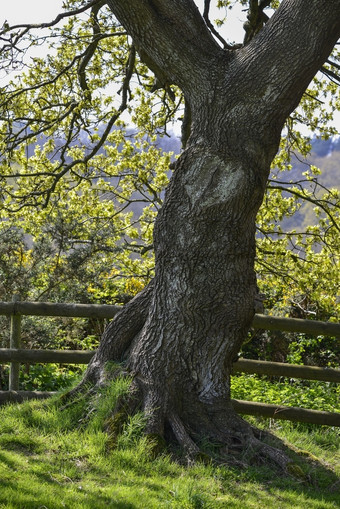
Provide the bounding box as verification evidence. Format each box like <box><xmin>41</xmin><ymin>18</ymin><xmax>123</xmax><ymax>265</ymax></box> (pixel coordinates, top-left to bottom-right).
<box><xmin>9</xmin><ymin>295</ymin><xmax>22</xmax><ymax>391</ymax></box>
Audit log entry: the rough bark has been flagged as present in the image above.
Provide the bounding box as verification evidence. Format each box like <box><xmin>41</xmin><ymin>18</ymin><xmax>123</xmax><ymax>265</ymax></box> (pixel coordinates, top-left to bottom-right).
<box><xmin>74</xmin><ymin>0</ymin><xmax>340</xmax><ymax>465</ymax></box>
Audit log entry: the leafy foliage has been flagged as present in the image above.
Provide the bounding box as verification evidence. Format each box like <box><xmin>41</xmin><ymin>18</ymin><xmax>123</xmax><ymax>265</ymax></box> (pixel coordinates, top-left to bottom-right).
<box><xmin>231</xmin><ymin>374</ymin><xmax>339</xmax><ymax>413</ymax></box>
<box><xmin>0</xmin><ymin>1</ymin><xmax>339</xmax><ymax>385</ymax></box>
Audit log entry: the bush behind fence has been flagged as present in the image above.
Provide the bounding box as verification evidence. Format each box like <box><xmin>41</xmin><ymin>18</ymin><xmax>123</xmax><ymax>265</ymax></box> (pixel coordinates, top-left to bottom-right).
<box><xmin>0</xmin><ymin>299</ymin><xmax>339</xmax><ymax>426</ymax></box>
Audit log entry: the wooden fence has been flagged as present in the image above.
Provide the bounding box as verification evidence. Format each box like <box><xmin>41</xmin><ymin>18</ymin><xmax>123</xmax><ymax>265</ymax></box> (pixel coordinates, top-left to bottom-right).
<box><xmin>0</xmin><ymin>299</ymin><xmax>339</xmax><ymax>426</ymax></box>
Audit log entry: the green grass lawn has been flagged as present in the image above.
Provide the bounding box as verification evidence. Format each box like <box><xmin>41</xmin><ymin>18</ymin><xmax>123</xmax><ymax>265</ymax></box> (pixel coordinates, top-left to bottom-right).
<box><xmin>0</xmin><ymin>376</ymin><xmax>339</xmax><ymax>509</ymax></box>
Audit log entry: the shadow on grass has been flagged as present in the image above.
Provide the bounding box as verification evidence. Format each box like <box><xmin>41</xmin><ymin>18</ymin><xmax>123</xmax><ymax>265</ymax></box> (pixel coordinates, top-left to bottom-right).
<box><xmin>236</xmin><ymin>428</ymin><xmax>340</xmax><ymax>502</ymax></box>
<box><xmin>0</xmin><ymin>432</ymin><xmax>339</xmax><ymax>508</ymax></box>
<box><xmin>0</xmin><ymin>456</ymin><xmax>138</xmax><ymax>509</ymax></box>
<box><xmin>0</xmin><ymin>397</ymin><xmax>338</xmax><ymax>508</ymax></box>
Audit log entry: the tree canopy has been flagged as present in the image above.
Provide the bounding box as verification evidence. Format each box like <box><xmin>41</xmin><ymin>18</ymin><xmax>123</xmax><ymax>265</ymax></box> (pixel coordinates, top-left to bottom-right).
<box><xmin>1</xmin><ymin>0</ymin><xmax>340</xmax><ymax>466</ymax></box>
<box><xmin>0</xmin><ymin>0</ymin><xmax>339</xmax><ymax>318</ymax></box>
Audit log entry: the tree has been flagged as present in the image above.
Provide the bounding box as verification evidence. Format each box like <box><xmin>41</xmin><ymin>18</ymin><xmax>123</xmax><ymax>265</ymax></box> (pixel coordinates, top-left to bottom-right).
<box><xmin>1</xmin><ymin>0</ymin><xmax>340</xmax><ymax>467</ymax></box>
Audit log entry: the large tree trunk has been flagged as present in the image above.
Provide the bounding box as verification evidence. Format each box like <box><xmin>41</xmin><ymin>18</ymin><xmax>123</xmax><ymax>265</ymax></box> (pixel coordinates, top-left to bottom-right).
<box><xmin>71</xmin><ymin>0</ymin><xmax>340</xmax><ymax>465</ymax></box>
<box><xmin>80</xmin><ymin>126</ymin><xmax>275</xmax><ymax>458</ymax></box>
<box><xmin>128</xmin><ymin>144</ymin><xmax>264</xmax><ymax>443</ymax></box>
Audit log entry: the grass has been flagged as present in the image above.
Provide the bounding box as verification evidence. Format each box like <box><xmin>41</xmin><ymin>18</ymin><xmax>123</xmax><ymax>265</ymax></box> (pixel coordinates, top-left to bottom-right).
<box><xmin>0</xmin><ymin>377</ymin><xmax>339</xmax><ymax>509</ymax></box>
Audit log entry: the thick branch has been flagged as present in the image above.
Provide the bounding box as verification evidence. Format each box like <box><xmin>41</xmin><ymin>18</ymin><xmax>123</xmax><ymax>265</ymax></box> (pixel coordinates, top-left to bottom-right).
<box><xmin>238</xmin><ymin>0</ymin><xmax>340</xmax><ymax>126</ymax></box>
<box><xmin>105</xmin><ymin>0</ymin><xmax>224</xmax><ymax>93</ymax></box>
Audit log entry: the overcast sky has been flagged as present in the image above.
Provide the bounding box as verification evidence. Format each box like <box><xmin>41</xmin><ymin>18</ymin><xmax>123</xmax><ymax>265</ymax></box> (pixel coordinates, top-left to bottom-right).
<box><xmin>2</xmin><ymin>0</ymin><xmax>63</xmax><ymax>25</ymax></box>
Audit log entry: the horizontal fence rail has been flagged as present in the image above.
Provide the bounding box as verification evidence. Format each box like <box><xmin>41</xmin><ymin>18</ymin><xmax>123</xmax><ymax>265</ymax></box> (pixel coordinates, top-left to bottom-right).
<box><xmin>0</xmin><ymin>349</ymin><xmax>339</xmax><ymax>383</ymax></box>
<box><xmin>0</xmin><ymin>300</ymin><xmax>339</xmax><ymax>426</ymax></box>
<box><xmin>0</xmin><ymin>348</ymin><xmax>95</xmax><ymax>364</ymax></box>
<box><xmin>231</xmin><ymin>400</ymin><xmax>340</xmax><ymax>427</ymax></box>
<box><xmin>1</xmin><ymin>300</ymin><xmax>340</xmax><ymax>335</ymax></box>
<box><xmin>0</xmin><ymin>391</ymin><xmax>56</xmax><ymax>404</ymax></box>
<box><xmin>0</xmin><ymin>301</ymin><xmax>121</xmax><ymax>319</ymax></box>
<box><xmin>252</xmin><ymin>314</ymin><xmax>340</xmax><ymax>337</ymax></box>
<box><xmin>232</xmin><ymin>358</ymin><xmax>340</xmax><ymax>383</ymax></box>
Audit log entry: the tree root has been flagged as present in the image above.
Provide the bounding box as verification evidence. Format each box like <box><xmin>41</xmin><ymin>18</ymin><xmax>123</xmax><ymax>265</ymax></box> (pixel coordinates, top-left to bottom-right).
<box><xmin>60</xmin><ymin>282</ymin><xmax>154</xmax><ymax>404</ymax></box>
<box><xmin>55</xmin><ymin>276</ymin><xmax>291</xmax><ymax>472</ymax></box>
<box><xmin>167</xmin><ymin>411</ymin><xmax>201</xmax><ymax>459</ymax></box>
<box><xmin>252</xmin><ymin>438</ymin><xmax>290</xmax><ymax>470</ymax></box>
<box><xmin>130</xmin><ymin>388</ymin><xmax>291</xmax><ymax>470</ymax></box>
<box><xmin>59</xmin><ymin>363</ymin><xmax>100</xmax><ymax>404</ymax></box>
<box><xmin>96</xmin><ymin>280</ymin><xmax>154</xmax><ymax>363</ymax></box>
<box><xmin>59</xmin><ymin>368</ymin><xmax>292</xmax><ymax>472</ymax></box>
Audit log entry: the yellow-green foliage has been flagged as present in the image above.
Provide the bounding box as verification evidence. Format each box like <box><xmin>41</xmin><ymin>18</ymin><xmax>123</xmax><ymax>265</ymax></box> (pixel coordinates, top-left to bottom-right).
<box><xmin>0</xmin><ymin>1</ymin><xmax>339</xmax><ymax>361</ymax></box>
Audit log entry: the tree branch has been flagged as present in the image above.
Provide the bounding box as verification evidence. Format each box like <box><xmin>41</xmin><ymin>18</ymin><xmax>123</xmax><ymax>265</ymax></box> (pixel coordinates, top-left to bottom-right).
<box><xmin>203</xmin><ymin>0</ymin><xmax>236</xmax><ymax>50</ymax></box>
<box><xmin>0</xmin><ymin>0</ymin><xmax>104</xmax><ymax>37</ymax></box>
<box><xmin>241</xmin><ymin>0</ymin><xmax>340</xmax><ymax>125</ymax></box>
<box><xmin>267</xmin><ymin>184</ymin><xmax>340</xmax><ymax>234</ymax></box>
<box><xmin>3</xmin><ymin>43</ymin><xmax>136</xmax><ymax>211</ymax></box>
<box><xmin>243</xmin><ymin>0</ymin><xmax>270</xmax><ymax>45</ymax></box>
<box><xmin>78</xmin><ymin>3</ymin><xmax>103</xmax><ymax>94</ymax></box>
<box><xmin>106</xmin><ymin>0</ymin><xmax>224</xmax><ymax>93</ymax></box>
<box><xmin>320</xmin><ymin>66</ymin><xmax>340</xmax><ymax>86</ymax></box>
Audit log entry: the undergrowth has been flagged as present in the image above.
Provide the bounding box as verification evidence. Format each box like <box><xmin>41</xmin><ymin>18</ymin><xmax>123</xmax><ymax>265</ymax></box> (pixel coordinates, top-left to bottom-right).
<box><xmin>0</xmin><ymin>375</ymin><xmax>339</xmax><ymax>509</ymax></box>
<box><xmin>231</xmin><ymin>374</ymin><xmax>340</xmax><ymax>412</ymax></box>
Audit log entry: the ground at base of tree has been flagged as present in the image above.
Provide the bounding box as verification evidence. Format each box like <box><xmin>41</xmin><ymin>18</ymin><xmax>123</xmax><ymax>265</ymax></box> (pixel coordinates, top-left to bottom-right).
<box><xmin>0</xmin><ymin>380</ymin><xmax>338</xmax><ymax>509</ymax></box>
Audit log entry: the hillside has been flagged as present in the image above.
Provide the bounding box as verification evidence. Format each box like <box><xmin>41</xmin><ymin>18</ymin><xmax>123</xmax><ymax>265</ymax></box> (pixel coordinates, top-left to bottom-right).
<box><xmin>267</xmin><ymin>138</ymin><xmax>340</xmax><ymax>231</ymax></box>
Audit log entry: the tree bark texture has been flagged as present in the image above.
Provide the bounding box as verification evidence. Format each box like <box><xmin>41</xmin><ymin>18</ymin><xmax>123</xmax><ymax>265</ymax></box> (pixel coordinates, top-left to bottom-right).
<box><xmin>78</xmin><ymin>0</ymin><xmax>340</xmax><ymax>460</ymax></box>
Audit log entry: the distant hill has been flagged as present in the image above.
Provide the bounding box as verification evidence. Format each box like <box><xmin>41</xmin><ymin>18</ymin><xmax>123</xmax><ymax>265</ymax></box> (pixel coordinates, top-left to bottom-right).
<box><xmin>271</xmin><ymin>137</ymin><xmax>340</xmax><ymax>231</ymax></box>
<box><xmin>8</xmin><ymin>128</ymin><xmax>339</xmax><ymax>231</ymax></box>
<box><xmin>287</xmin><ymin>137</ymin><xmax>340</xmax><ymax>188</ymax></box>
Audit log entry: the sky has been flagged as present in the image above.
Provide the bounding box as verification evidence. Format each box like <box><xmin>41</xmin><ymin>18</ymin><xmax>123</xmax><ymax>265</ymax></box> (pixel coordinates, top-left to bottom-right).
<box><xmin>1</xmin><ymin>0</ymin><xmax>64</xmax><ymax>25</ymax></box>
<box><xmin>2</xmin><ymin>0</ymin><xmax>64</xmax><ymax>25</ymax></box>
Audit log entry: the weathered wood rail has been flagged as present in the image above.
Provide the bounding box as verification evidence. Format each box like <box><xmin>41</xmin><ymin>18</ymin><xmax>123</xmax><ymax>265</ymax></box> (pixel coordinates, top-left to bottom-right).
<box><xmin>0</xmin><ymin>300</ymin><xmax>339</xmax><ymax>426</ymax></box>
<box><xmin>1</xmin><ymin>300</ymin><xmax>339</xmax><ymax>335</ymax></box>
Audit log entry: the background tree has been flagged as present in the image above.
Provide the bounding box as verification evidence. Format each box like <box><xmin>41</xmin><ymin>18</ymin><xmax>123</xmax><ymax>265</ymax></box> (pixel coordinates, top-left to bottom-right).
<box><xmin>1</xmin><ymin>0</ymin><xmax>340</xmax><ymax>467</ymax></box>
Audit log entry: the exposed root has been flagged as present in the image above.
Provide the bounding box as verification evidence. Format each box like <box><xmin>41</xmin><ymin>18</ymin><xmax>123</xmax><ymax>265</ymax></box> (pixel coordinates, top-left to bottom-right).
<box><xmin>58</xmin><ymin>368</ymin><xmax>292</xmax><ymax>473</ymax></box>
<box><xmin>60</xmin><ymin>365</ymin><xmax>99</xmax><ymax>404</ymax></box>
<box><xmin>164</xmin><ymin>402</ymin><xmax>291</xmax><ymax>470</ymax></box>
<box><xmin>123</xmin><ymin>389</ymin><xmax>291</xmax><ymax>470</ymax></box>
<box><xmin>247</xmin><ymin>435</ymin><xmax>290</xmax><ymax>470</ymax></box>
<box><xmin>96</xmin><ymin>280</ymin><xmax>154</xmax><ymax>363</ymax></box>
<box><xmin>60</xmin><ymin>282</ymin><xmax>154</xmax><ymax>404</ymax></box>
<box><xmin>59</xmin><ymin>384</ymin><xmax>96</xmax><ymax>410</ymax></box>
<box><xmin>211</xmin><ymin>414</ymin><xmax>290</xmax><ymax>470</ymax></box>
<box><xmin>167</xmin><ymin>412</ymin><xmax>201</xmax><ymax>459</ymax></box>
<box><xmin>198</xmin><ymin>428</ymin><xmax>291</xmax><ymax>471</ymax></box>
